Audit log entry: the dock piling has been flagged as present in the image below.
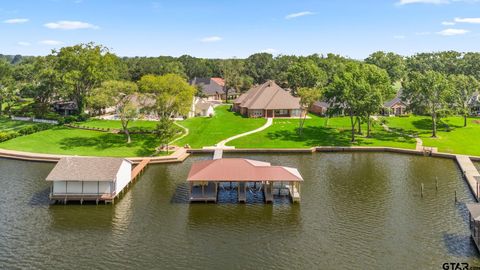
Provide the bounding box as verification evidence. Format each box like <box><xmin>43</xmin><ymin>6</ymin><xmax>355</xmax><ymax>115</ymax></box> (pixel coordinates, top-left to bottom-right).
<box><xmin>421</xmin><ymin>183</ymin><xmax>424</xmax><ymax>198</ymax></box>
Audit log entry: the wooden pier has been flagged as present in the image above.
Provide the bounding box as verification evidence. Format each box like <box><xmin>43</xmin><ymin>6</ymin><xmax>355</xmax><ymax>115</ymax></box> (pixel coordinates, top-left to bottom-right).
<box><xmin>131</xmin><ymin>158</ymin><xmax>151</xmax><ymax>182</ymax></box>
<box><xmin>263</xmin><ymin>181</ymin><xmax>273</xmax><ymax>203</ymax></box>
<box><xmin>456</xmin><ymin>155</ymin><xmax>480</xmax><ymax>201</ymax></box>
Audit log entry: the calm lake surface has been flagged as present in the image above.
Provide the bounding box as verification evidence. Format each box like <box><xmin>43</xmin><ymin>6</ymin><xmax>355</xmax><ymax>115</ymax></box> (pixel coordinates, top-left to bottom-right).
<box><xmin>0</xmin><ymin>152</ymin><xmax>479</xmax><ymax>269</ymax></box>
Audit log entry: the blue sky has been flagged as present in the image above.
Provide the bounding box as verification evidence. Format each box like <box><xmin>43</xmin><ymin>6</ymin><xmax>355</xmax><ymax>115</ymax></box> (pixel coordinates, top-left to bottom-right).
<box><xmin>1</xmin><ymin>0</ymin><xmax>480</xmax><ymax>58</ymax></box>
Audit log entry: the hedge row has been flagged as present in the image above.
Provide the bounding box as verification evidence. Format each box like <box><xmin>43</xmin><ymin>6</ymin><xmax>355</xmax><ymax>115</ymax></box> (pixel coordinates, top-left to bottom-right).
<box><xmin>0</xmin><ymin>123</ymin><xmax>52</xmax><ymax>142</ymax></box>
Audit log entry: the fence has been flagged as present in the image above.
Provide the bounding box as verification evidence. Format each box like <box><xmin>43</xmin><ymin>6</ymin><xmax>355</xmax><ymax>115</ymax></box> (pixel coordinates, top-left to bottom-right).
<box><xmin>11</xmin><ymin>116</ymin><xmax>58</xmax><ymax>125</ymax></box>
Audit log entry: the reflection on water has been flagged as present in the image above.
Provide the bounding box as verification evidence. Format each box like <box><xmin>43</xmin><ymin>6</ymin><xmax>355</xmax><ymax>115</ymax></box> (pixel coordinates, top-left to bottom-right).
<box><xmin>0</xmin><ymin>153</ymin><xmax>479</xmax><ymax>269</ymax></box>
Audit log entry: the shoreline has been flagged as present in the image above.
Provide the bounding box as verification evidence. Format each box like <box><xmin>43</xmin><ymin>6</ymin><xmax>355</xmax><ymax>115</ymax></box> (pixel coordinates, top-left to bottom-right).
<box><xmin>1</xmin><ymin>146</ymin><xmax>479</xmax><ymax>163</ymax></box>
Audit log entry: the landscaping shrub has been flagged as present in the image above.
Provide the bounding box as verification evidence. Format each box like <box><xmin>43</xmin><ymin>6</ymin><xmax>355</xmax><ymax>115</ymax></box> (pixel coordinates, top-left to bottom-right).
<box><xmin>0</xmin><ymin>123</ymin><xmax>52</xmax><ymax>142</ymax></box>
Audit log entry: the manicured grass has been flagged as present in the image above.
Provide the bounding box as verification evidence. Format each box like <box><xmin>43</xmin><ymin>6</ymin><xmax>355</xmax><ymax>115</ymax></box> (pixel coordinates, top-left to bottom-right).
<box><xmin>385</xmin><ymin>115</ymin><xmax>480</xmax><ymax>156</ymax></box>
<box><xmin>0</xmin><ymin>127</ymin><xmax>160</xmax><ymax>157</ymax></box>
<box><xmin>175</xmin><ymin>105</ymin><xmax>266</xmax><ymax>148</ymax></box>
<box><xmin>229</xmin><ymin>114</ymin><xmax>416</xmax><ymax>149</ymax></box>
<box><xmin>0</xmin><ymin>117</ymin><xmax>44</xmax><ymax>132</ymax></box>
<box><xmin>75</xmin><ymin>119</ymin><xmax>158</xmax><ymax>130</ymax></box>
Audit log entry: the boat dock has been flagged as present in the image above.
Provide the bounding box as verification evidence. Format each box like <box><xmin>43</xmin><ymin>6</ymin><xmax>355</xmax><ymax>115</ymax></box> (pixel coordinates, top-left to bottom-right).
<box><xmin>131</xmin><ymin>158</ymin><xmax>151</xmax><ymax>182</ymax></box>
<box><xmin>186</xmin><ymin>157</ymin><xmax>303</xmax><ymax>204</ymax></box>
<box><xmin>456</xmin><ymin>155</ymin><xmax>480</xmax><ymax>201</ymax></box>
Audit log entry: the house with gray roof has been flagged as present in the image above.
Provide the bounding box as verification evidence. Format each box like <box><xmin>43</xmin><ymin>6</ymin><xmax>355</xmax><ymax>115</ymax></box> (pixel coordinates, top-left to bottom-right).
<box><xmin>382</xmin><ymin>89</ymin><xmax>408</xmax><ymax>116</ymax></box>
<box><xmin>233</xmin><ymin>80</ymin><xmax>304</xmax><ymax>118</ymax></box>
<box><xmin>190</xmin><ymin>77</ymin><xmax>239</xmax><ymax>101</ymax></box>
<box><xmin>469</xmin><ymin>91</ymin><xmax>480</xmax><ymax>115</ymax></box>
<box><xmin>46</xmin><ymin>157</ymin><xmax>132</xmax><ymax>203</ymax></box>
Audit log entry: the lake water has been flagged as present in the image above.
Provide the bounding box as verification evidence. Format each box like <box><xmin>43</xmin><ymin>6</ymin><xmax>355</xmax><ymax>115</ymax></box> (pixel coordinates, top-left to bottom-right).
<box><xmin>0</xmin><ymin>152</ymin><xmax>479</xmax><ymax>269</ymax></box>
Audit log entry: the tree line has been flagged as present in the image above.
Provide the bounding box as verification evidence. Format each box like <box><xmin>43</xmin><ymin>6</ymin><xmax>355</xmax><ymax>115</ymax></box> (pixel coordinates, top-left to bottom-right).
<box><xmin>0</xmin><ymin>43</ymin><xmax>479</xmax><ymax>144</ymax></box>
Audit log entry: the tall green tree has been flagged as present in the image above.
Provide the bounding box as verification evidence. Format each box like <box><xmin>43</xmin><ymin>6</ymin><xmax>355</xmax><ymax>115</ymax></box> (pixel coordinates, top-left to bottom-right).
<box><xmin>297</xmin><ymin>87</ymin><xmax>322</xmax><ymax>135</ymax></box>
<box><xmin>245</xmin><ymin>53</ymin><xmax>274</xmax><ymax>84</ymax></box>
<box><xmin>286</xmin><ymin>60</ymin><xmax>327</xmax><ymax>94</ymax></box>
<box><xmin>88</xmin><ymin>80</ymin><xmax>139</xmax><ymax>143</ymax></box>
<box><xmin>402</xmin><ymin>71</ymin><xmax>452</xmax><ymax>137</ymax></box>
<box><xmin>156</xmin><ymin>116</ymin><xmax>178</xmax><ymax>153</ymax></box>
<box><xmin>325</xmin><ymin>62</ymin><xmax>368</xmax><ymax>142</ymax></box>
<box><xmin>52</xmin><ymin>43</ymin><xmax>122</xmax><ymax>112</ymax></box>
<box><xmin>449</xmin><ymin>74</ymin><xmax>479</xmax><ymax>127</ymax></box>
<box><xmin>221</xmin><ymin>59</ymin><xmax>249</xmax><ymax>102</ymax></box>
<box><xmin>362</xmin><ymin>64</ymin><xmax>393</xmax><ymax>137</ymax></box>
<box><xmin>138</xmin><ymin>74</ymin><xmax>195</xmax><ymax>118</ymax></box>
<box><xmin>365</xmin><ymin>51</ymin><xmax>406</xmax><ymax>82</ymax></box>
<box><xmin>0</xmin><ymin>60</ymin><xmax>13</xmax><ymax>115</ymax></box>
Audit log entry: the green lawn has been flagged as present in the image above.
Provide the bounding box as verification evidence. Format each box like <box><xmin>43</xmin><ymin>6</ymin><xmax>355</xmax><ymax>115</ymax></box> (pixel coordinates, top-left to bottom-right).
<box><xmin>175</xmin><ymin>105</ymin><xmax>266</xmax><ymax>148</ymax></box>
<box><xmin>229</xmin><ymin>114</ymin><xmax>416</xmax><ymax>149</ymax></box>
<box><xmin>0</xmin><ymin>127</ymin><xmax>160</xmax><ymax>157</ymax></box>
<box><xmin>75</xmin><ymin>118</ymin><xmax>157</xmax><ymax>130</ymax></box>
<box><xmin>0</xmin><ymin>117</ymin><xmax>45</xmax><ymax>132</ymax></box>
<box><xmin>385</xmin><ymin>115</ymin><xmax>480</xmax><ymax>156</ymax></box>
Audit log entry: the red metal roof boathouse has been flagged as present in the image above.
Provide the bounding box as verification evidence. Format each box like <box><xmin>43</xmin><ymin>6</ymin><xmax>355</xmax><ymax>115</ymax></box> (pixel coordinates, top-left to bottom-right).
<box><xmin>187</xmin><ymin>158</ymin><xmax>303</xmax><ymax>203</ymax></box>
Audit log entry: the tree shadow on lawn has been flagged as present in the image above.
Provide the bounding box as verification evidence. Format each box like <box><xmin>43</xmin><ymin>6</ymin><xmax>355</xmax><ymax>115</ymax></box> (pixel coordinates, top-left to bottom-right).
<box><xmin>411</xmin><ymin>118</ymin><xmax>462</xmax><ymax>134</ymax></box>
<box><xmin>265</xmin><ymin>126</ymin><xmax>415</xmax><ymax>147</ymax></box>
<box><xmin>266</xmin><ymin>126</ymin><xmax>352</xmax><ymax>147</ymax></box>
<box><xmin>59</xmin><ymin>133</ymin><xmax>159</xmax><ymax>156</ymax></box>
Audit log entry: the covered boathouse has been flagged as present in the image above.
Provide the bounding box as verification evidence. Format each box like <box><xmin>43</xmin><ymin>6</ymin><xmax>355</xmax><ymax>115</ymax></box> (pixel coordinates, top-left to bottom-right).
<box><xmin>467</xmin><ymin>203</ymin><xmax>480</xmax><ymax>251</ymax></box>
<box><xmin>186</xmin><ymin>158</ymin><xmax>303</xmax><ymax>203</ymax></box>
<box><xmin>46</xmin><ymin>157</ymin><xmax>132</xmax><ymax>204</ymax></box>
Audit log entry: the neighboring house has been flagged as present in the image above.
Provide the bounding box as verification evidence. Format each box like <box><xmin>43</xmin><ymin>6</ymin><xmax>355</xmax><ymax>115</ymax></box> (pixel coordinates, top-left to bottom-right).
<box><xmin>188</xmin><ymin>97</ymin><xmax>215</xmax><ymax>117</ymax></box>
<box><xmin>309</xmin><ymin>101</ymin><xmax>329</xmax><ymax>116</ymax></box>
<box><xmin>382</xmin><ymin>90</ymin><xmax>408</xmax><ymax>116</ymax></box>
<box><xmin>190</xmin><ymin>77</ymin><xmax>239</xmax><ymax>101</ymax></box>
<box><xmin>46</xmin><ymin>157</ymin><xmax>132</xmax><ymax>203</ymax></box>
<box><xmin>233</xmin><ymin>80</ymin><xmax>304</xmax><ymax>118</ymax></box>
<box><xmin>52</xmin><ymin>101</ymin><xmax>78</xmax><ymax>116</ymax></box>
<box><xmin>469</xmin><ymin>92</ymin><xmax>480</xmax><ymax>115</ymax></box>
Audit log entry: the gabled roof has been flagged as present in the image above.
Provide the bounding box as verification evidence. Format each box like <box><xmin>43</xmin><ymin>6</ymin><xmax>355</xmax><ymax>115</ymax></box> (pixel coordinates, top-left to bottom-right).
<box><xmin>384</xmin><ymin>89</ymin><xmax>407</xmax><ymax>108</ymax></box>
<box><xmin>187</xmin><ymin>158</ymin><xmax>303</xmax><ymax>182</ymax></box>
<box><xmin>234</xmin><ymin>80</ymin><xmax>301</xmax><ymax>110</ymax></box>
<box><xmin>46</xmin><ymin>157</ymin><xmax>130</xmax><ymax>182</ymax></box>
<box><xmin>312</xmin><ymin>101</ymin><xmax>329</xmax><ymax>108</ymax></box>
<box><xmin>191</xmin><ymin>77</ymin><xmax>225</xmax><ymax>96</ymax></box>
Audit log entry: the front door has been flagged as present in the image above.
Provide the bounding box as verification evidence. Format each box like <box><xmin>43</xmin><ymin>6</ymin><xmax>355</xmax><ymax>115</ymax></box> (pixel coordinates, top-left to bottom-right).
<box><xmin>266</xmin><ymin>110</ymin><xmax>273</xmax><ymax>118</ymax></box>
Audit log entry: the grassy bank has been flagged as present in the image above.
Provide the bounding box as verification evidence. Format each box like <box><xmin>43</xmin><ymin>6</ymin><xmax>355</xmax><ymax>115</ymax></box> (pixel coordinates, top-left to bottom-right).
<box><xmin>0</xmin><ymin>127</ymin><xmax>160</xmax><ymax>157</ymax></box>
<box><xmin>175</xmin><ymin>105</ymin><xmax>266</xmax><ymax>148</ymax></box>
<box><xmin>385</xmin><ymin>116</ymin><xmax>480</xmax><ymax>156</ymax></box>
<box><xmin>75</xmin><ymin>119</ymin><xmax>157</xmax><ymax>130</ymax></box>
<box><xmin>229</xmin><ymin>114</ymin><xmax>416</xmax><ymax>149</ymax></box>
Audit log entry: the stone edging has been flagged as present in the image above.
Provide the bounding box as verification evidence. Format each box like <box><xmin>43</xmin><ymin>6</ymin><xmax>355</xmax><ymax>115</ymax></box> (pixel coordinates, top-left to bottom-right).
<box><xmin>0</xmin><ymin>146</ymin><xmax>478</xmax><ymax>164</ymax></box>
<box><xmin>0</xmin><ymin>148</ymin><xmax>190</xmax><ymax>164</ymax></box>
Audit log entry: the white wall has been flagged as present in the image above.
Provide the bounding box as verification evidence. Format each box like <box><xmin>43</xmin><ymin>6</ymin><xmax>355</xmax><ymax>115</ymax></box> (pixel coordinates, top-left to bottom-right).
<box><xmin>52</xmin><ymin>180</ymin><xmax>112</xmax><ymax>195</ymax></box>
<box><xmin>114</xmin><ymin>160</ymin><xmax>132</xmax><ymax>195</ymax></box>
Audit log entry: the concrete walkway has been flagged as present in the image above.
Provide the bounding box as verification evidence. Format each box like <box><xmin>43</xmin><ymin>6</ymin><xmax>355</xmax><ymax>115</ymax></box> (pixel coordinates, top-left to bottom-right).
<box><xmin>378</xmin><ymin>117</ymin><xmax>435</xmax><ymax>153</ymax></box>
<box><xmin>456</xmin><ymin>155</ymin><xmax>480</xmax><ymax>201</ymax></box>
<box><xmin>216</xmin><ymin>117</ymin><xmax>273</xmax><ymax>147</ymax></box>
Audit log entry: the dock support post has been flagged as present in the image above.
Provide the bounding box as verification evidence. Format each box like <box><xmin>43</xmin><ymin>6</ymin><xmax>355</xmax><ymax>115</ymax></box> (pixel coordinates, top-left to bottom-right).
<box><xmin>421</xmin><ymin>183</ymin><xmax>424</xmax><ymax>198</ymax></box>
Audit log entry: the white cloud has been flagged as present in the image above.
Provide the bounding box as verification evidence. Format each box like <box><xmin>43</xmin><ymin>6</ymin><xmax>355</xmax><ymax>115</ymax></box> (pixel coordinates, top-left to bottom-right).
<box><xmin>285</xmin><ymin>11</ymin><xmax>315</xmax><ymax>20</ymax></box>
<box><xmin>44</xmin><ymin>20</ymin><xmax>98</xmax><ymax>30</ymax></box>
<box><xmin>454</xmin><ymin>17</ymin><xmax>480</xmax><ymax>23</ymax></box>
<box><xmin>393</xmin><ymin>35</ymin><xmax>406</xmax><ymax>39</ymax></box>
<box><xmin>396</xmin><ymin>0</ymin><xmax>449</xmax><ymax>5</ymax></box>
<box><xmin>200</xmin><ymin>36</ymin><xmax>222</xmax><ymax>42</ymax></box>
<box><xmin>17</xmin><ymin>41</ymin><xmax>30</xmax><ymax>46</ymax></box>
<box><xmin>39</xmin><ymin>40</ymin><xmax>64</xmax><ymax>45</ymax></box>
<box><xmin>437</xmin><ymin>28</ymin><xmax>470</xmax><ymax>36</ymax></box>
<box><xmin>3</xmin><ymin>18</ymin><xmax>29</xmax><ymax>24</ymax></box>
<box><xmin>261</xmin><ymin>48</ymin><xmax>278</xmax><ymax>54</ymax></box>
<box><xmin>442</xmin><ymin>21</ymin><xmax>456</xmax><ymax>25</ymax></box>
